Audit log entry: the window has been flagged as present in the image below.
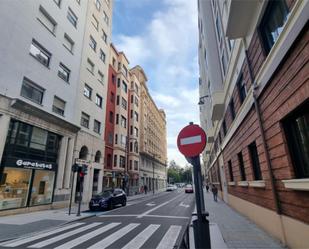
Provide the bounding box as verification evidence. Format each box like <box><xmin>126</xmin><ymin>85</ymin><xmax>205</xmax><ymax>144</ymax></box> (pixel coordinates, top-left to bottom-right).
<box><xmin>135</xmin><ymin>83</ymin><xmax>139</xmax><ymax>94</ymax></box>
<box><xmin>122</xmin><ymin>65</ymin><xmax>128</xmax><ymax>77</ymax></box>
<box><xmin>103</xmin><ymin>11</ymin><xmax>109</xmax><ymax>25</ymax></box>
<box><xmin>84</xmin><ymin>84</ymin><xmax>92</xmax><ymax>99</ymax></box>
<box><xmin>134</xmin><ymin>160</ymin><xmax>138</xmax><ymax>171</ymax></box>
<box><xmin>38</xmin><ymin>6</ymin><xmax>57</xmax><ymax>34</ymax></box>
<box><xmin>87</xmin><ymin>59</ymin><xmax>94</xmax><ymax>73</ymax></box>
<box><xmin>63</xmin><ymin>33</ymin><xmax>74</xmax><ymax>53</ymax></box>
<box><xmin>122</xmin><ymin>81</ymin><xmax>127</xmax><ymax>93</ymax></box>
<box><xmin>109</xmin><ymin>111</ymin><xmax>113</xmax><ymax>123</ymax></box>
<box><xmin>89</xmin><ymin>36</ymin><xmax>97</xmax><ymax>51</ymax></box>
<box><xmin>114</xmin><ymin>134</ymin><xmax>118</xmax><ymax>144</ymax></box>
<box><xmin>116</xmin><ymin>114</ymin><xmax>119</xmax><ymax>124</ymax></box>
<box><xmin>222</xmin><ymin>119</ymin><xmax>227</xmax><ymax>136</ymax></box>
<box><xmin>93</xmin><ymin>120</ymin><xmax>101</xmax><ymax>133</ymax></box>
<box><xmin>129</xmin><ymin>160</ymin><xmax>133</xmax><ymax>170</ymax></box>
<box><xmin>110</xmin><ymin>92</ymin><xmax>114</xmax><ymax>103</ymax></box>
<box><xmin>249</xmin><ymin>142</ymin><xmax>262</xmax><ymax>180</ymax></box>
<box><xmin>237</xmin><ymin>74</ymin><xmax>247</xmax><ymax>104</ymax></box>
<box><xmin>67</xmin><ymin>8</ymin><xmax>78</xmax><ymax>27</ymax></box>
<box><xmin>112</xmin><ymin>74</ymin><xmax>116</xmax><ymax>84</ymax></box>
<box><xmin>134</xmin><ymin>112</ymin><xmax>139</xmax><ymax>122</ymax></box>
<box><xmin>283</xmin><ymin>102</ymin><xmax>309</xmax><ymax>178</ymax></box>
<box><xmin>134</xmin><ymin>96</ymin><xmax>139</xmax><ymax>107</ymax></box>
<box><xmin>95</xmin><ymin>0</ymin><xmax>101</xmax><ymax>10</ymax></box>
<box><xmin>229</xmin><ymin>98</ymin><xmax>236</xmax><ymax>120</ymax></box>
<box><xmin>92</xmin><ymin>14</ymin><xmax>99</xmax><ymax>30</ymax></box>
<box><xmin>114</xmin><ymin>155</ymin><xmax>117</xmax><ymax>167</ymax></box>
<box><xmin>95</xmin><ymin>151</ymin><xmax>101</xmax><ymax>163</ymax></box>
<box><xmin>130</xmin><ymin>126</ymin><xmax>133</xmax><ymax>135</ymax></box>
<box><xmin>121</xmin><ymin>116</ymin><xmax>126</xmax><ymax>128</ymax></box>
<box><xmin>98</xmin><ymin>70</ymin><xmax>104</xmax><ymax>83</ymax></box>
<box><xmin>52</xmin><ymin>96</ymin><xmax>65</xmax><ymax>116</ymax></box>
<box><xmin>76</xmin><ymin>0</ymin><xmax>80</xmax><ymax>4</ymax></box>
<box><xmin>121</xmin><ymin>97</ymin><xmax>127</xmax><ymax>110</ymax></box>
<box><xmin>259</xmin><ymin>0</ymin><xmax>289</xmax><ymax>55</ymax></box>
<box><xmin>119</xmin><ymin>156</ymin><xmax>126</xmax><ymax>168</ymax></box>
<box><xmin>81</xmin><ymin>112</ymin><xmax>90</xmax><ymax>128</ymax></box>
<box><xmin>228</xmin><ymin>160</ymin><xmax>234</xmax><ymax>182</ymax></box>
<box><xmin>29</xmin><ymin>40</ymin><xmax>51</xmax><ymax>67</ymax></box>
<box><xmin>238</xmin><ymin>152</ymin><xmax>246</xmax><ymax>181</ymax></box>
<box><xmin>53</xmin><ymin>0</ymin><xmax>61</xmax><ymax>7</ymax></box>
<box><xmin>21</xmin><ymin>78</ymin><xmax>44</xmax><ymax>105</ymax></box>
<box><xmin>134</xmin><ymin>127</ymin><xmax>138</xmax><ymax>137</ymax></box>
<box><xmin>58</xmin><ymin>63</ymin><xmax>70</xmax><ymax>82</ymax></box>
<box><xmin>120</xmin><ymin>135</ymin><xmax>126</xmax><ymax>147</ymax></box>
<box><xmin>102</xmin><ymin>30</ymin><xmax>107</xmax><ymax>43</ymax></box>
<box><xmin>134</xmin><ymin>142</ymin><xmax>138</xmax><ymax>153</ymax></box>
<box><xmin>112</xmin><ymin>58</ymin><xmax>116</xmax><ymax>67</ymax></box>
<box><xmin>130</xmin><ymin>142</ymin><xmax>133</xmax><ymax>152</ymax></box>
<box><xmin>116</xmin><ymin>95</ymin><xmax>120</xmax><ymax>105</ymax></box>
<box><xmin>117</xmin><ymin>78</ymin><xmax>120</xmax><ymax>87</ymax></box>
<box><xmin>96</xmin><ymin>94</ymin><xmax>102</xmax><ymax>107</ymax></box>
<box><xmin>99</xmin><ymin>49</ymin><xmax>106</xmax><ymax>63</ymax></box>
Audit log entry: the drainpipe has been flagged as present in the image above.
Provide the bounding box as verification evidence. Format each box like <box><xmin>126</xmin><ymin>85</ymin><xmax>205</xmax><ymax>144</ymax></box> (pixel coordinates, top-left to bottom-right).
<box><xmin>244</xmin><ymin>48</ymin><xmax>282</xmax><ymax>215</ymax></box>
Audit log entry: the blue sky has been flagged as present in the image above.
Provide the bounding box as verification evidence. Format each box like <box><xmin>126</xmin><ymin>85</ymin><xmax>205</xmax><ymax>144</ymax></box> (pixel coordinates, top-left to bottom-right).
<box><xmin>112</xmin><ymin>0</ymin><xmax>199</xmax><ymax>167</ymax></box>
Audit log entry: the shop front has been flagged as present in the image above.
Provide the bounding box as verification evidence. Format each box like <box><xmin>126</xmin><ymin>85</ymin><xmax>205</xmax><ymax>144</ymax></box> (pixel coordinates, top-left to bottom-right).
<box><xmin>0</xmin><ymin>119</ymin><xmax>59</xmax><ymax>211</ymax></box>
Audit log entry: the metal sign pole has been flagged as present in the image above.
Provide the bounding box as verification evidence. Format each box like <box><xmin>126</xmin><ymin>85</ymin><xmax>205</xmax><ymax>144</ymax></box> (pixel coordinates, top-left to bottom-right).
<box><xmin>68</xmin><ymin>171</ymin><xmax>75</xmax><ymax>215</ymax></box>
<box><xmin>77</xmin><ymin>173</ymin><xmax>82</xmax><ymax>216</ymax></box>
<box><xmin>190</xmin><ymin>156</ymin><xmax>211</xmax><ymax>249</ymax></box>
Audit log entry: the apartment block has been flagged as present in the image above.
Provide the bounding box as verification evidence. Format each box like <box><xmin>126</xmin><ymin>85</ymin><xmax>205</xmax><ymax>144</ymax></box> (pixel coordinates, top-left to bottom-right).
<box><xmin>198</xmin><ymin>0</ymin><xmax>309</xmax><ymax>247</ymax></box>
<box><xmin>0</xmin><ymin>0</ymin><xmax>87</xmax><ymax>214</ymax></box>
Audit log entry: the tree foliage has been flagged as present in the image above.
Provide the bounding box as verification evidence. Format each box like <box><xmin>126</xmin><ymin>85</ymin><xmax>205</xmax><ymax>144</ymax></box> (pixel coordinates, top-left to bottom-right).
<box><xmin>167</xmin><ymin>160</ymin><xmax>192</xmax><ymax>183</ymax></box>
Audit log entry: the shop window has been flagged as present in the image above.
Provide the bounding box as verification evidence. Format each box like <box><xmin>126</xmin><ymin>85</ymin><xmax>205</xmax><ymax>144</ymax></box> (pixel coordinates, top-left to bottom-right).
<box><xmin>259</xmin><ymin>0</ymin><xmax>289</xmax><ymax>55</ymax></box>
<box><xmin>79</xmin><ymin>146</ymin><xmax>88</xmax><ymax>160</ymax></box>
<box><xmin>249</xmin><ymin>142</ymin><xmax>262</xmax><ymax>180</ymax></box>
<box><xmin>30</xmin><ymin>170</ymin><xmax>54</xmax><ymax>206</ymax></box>
<box><xmin>30</xmin><ymin>127</ymin><xmax>47</xmax><ymax>150</ymax></box>
<box><xmin>0</xmin><ymin>168</ymin><xmax>32</xmax><ymax>210</ymax></box>
<box><xmin>283</xmin><ymin>101</ymin><xmax>309</xmax><ymax>178</ymax></box>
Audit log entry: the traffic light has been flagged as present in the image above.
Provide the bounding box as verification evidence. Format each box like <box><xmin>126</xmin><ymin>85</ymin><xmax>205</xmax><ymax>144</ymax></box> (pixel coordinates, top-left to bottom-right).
<box><xmin>72</xmin><ymin>164</ymin><xmax>79</xmax><ymax>172</ymax></box>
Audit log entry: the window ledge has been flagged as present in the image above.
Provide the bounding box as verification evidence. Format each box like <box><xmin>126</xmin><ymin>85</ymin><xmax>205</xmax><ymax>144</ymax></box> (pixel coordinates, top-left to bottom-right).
<box><xmin>248</xmin><ymin>180</ymin><xmax>266</xmax><ymax>188</ymax></box>
<box><xmin>228</xmin><ymin>181</ymin><xmax>236</xmax><ymax>186</ymax></box>
<box><xmin>282</xmin><ymin>178</ymin><xmax>309</xmax><ymax>191</ymax></box>
<box><xmin>237</xmin><ymin>181</ymin><xmax>249</xmax><ymax>187</ymax></box>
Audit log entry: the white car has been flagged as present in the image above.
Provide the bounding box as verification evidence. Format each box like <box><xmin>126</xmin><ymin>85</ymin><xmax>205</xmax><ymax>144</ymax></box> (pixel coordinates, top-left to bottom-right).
<box><xmin>166</xmin><ymin>184</ymin><xmax>177</xmax><ymax>191</ymax></box>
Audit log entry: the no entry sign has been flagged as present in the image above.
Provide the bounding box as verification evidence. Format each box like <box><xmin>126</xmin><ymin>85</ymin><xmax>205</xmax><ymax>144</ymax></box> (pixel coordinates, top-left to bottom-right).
<box><xmin>177</xmin><ymin>123</ymin><xmax>207</xmax><ymax>157</ymax></box>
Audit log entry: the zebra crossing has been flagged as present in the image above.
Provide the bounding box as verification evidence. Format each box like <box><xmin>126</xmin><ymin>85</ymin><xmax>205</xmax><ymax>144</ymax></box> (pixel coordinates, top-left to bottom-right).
<box><xmin>0</xmin><ymin>222</ymin><xmax>183</xmax><ymax>249</ymax></box>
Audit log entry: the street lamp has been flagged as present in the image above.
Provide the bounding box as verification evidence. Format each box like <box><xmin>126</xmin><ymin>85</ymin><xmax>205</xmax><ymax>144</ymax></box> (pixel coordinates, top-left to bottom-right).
<box><xmin>198</xmin><ymin>95</ymin><xmax>209</xmax><ymax>105</ymax></box>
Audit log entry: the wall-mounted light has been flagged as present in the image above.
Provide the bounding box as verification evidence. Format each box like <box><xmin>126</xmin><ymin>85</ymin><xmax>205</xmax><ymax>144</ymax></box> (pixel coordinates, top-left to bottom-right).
<box><xmin>198</xmin><ymin>95</ymin><xmax>209</xmax><ymax>105</ymax></box>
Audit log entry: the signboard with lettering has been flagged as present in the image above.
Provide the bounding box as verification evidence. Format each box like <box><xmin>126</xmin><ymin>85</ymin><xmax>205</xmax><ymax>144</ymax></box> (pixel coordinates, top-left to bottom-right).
<box><xmin>4</xmin><ymin>158</ymin><xmax>57</xmax><ymax>171</ymax></box>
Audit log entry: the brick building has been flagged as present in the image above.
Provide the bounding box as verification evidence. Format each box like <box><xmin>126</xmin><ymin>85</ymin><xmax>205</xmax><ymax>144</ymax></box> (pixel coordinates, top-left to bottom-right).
<box><xmin>198</xmin><ymin>0</ymin><xmax>309</xmax><ymax>248</ymax></box>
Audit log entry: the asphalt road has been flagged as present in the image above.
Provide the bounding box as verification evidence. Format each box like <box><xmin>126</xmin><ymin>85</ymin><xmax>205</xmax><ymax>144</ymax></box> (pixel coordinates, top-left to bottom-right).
<box><xmin>0</xmin><ymin>189</ymin><xmax>195</xmax><ymax>249</ymax></box>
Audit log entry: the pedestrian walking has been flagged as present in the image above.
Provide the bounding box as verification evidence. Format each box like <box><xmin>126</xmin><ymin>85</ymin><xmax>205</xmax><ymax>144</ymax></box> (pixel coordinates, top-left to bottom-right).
<box><xmin>212</xmin><ymin>184</ymin><xmax>218</xmax><ymax>202</ymax></box>
<box><xmin>144</xmin><ymin>185</ymin><xmax>148</xmax><ymax>194</ymax></box>
<box><xmin>206</xmin><ymin>184</ymin><xmax>209</xmax><ymax>192</ymax></box>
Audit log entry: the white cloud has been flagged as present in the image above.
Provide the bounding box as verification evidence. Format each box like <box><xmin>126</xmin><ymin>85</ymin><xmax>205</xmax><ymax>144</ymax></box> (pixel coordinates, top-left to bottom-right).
<box><xmin>114</xmin><ymin>0</ymin><xmax>198</xmax><ymax>167</ymax></box>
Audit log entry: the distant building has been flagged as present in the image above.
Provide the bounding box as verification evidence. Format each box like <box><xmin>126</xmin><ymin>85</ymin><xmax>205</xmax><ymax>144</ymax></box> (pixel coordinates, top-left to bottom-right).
<box><xmin>198</xmin><ymin>0</ymin><xmax>309</xmax><ymax>248</ymax></box>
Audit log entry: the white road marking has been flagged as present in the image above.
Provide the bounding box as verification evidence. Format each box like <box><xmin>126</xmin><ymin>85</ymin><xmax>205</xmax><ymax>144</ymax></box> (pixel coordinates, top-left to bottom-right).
<box><xmin>54</xmin><ymin>223</ymin><xmax>120</xmax><ymax>249</ymax></box>
<box><xmin>156</xmin><ymin>225</ymin><xmax>182</xmax><ymax>249</ymax></box>
<box><xmin>0</xmin><ymin>223</ymin><xmax>84</xmax><ymax>247</ymax></box>
<box><xmin>98</xmin><ymin>214</ymin><xmax>137</xmax><ymax>217</ymax></box>
<box><xmin>145</xmin><ymin>215</ymin><xmax>189</xmax><ymax>219</ymax></box>
<box><xmin>179</xmin><ymin>202</ymin><xmax>190</xmax><ymax>208</ymax></box>
<box><xmin>146</xmin><ymin>202</ymin><xmax>156</xmax><ymax>206</ymax></box>
<box><xmin>180</xmin><ymin>135</ymin><xmax>201</xmax><ymax>145</ymax></box>
<box><xmin>137</xmin><ymin>194</ymin><xmax>183</xmax><ymax>218</ymax></box>
<box><xmin>88</xmin><ymin>223</ymin><xmax>140</xmax><ymax>249</ymax></box>
<box><xmin>28</xmin><ymin>222</ymin><xmax>102</xmax><ymax>248</ymax></box>
<box><xmin>122</xmin><ymin>224</ymin><xmax>160</xmax><ymax>249</ymax></box>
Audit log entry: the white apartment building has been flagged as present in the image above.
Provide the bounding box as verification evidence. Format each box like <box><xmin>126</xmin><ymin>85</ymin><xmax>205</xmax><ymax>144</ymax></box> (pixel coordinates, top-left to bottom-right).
<box><xmin>73</xmin><ymin>0</ymin><xmax>113</xmax><ymax>204</ymax></box>
<box><xmin>0</xmin><ymin>0</ymin><xmax>87</xmax><ymax>213</ymax></box>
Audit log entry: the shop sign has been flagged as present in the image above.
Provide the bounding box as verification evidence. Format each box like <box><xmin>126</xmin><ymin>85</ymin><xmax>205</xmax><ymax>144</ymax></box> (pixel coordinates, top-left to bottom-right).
<box><xmin>15</xmin><ymin>159</ymin><xmax>56</xmax><ymax>171</ymax></box>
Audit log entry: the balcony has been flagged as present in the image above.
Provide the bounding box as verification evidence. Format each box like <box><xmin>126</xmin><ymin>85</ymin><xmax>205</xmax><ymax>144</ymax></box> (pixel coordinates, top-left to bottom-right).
<box><xmin>225</xmin><ymin>0</ymin><xmax>260</xmax><ymax>39</ymax></box>
<box><xmin>211</xmin><ymin>91</ymin><xmax>225</xmax><ymax>122</ymax></box>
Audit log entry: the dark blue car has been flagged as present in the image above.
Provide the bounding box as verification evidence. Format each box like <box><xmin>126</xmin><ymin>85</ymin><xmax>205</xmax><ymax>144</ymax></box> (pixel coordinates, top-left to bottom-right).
<box><xmin>89</xmin><ymin>188</ymin><xmax>127</xmax><ymax>211</ymax></box>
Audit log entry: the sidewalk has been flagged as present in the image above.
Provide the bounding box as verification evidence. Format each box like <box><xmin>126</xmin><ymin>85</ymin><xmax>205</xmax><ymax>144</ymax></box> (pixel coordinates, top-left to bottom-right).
<box><xmin>0</xmin><ymin>189</ymin><xmax>166</xmax><ymax>242</ymax></box>
<box><xmin>204</xmin><ymin>190</ymin><xmax>286</xmax><ymax>249</ymax></box>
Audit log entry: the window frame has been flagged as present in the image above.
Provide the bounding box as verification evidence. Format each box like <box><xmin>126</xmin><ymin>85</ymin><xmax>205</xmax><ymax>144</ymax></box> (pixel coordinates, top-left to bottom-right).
<box><xmin>81</xmin><ymin>112</ymin><xmax>90</xmax><ymax>128</ymax></box>
<box><xmin>67</xmin><ymin>8</ymin><xmax>78</xmax><ymax>28</ymax></box>
<box><xmin>21</xmin><ymin>78</ymin><xmax>45</xmax><ymax>105</ymax></box>
<box><xmin>248</xmin><ymin>141</ymin><xmax>262</xmax><ymax>180</ymax></box>
<box><xmin>57</xmin><ymin>63</ymin><xmax>70</xmax><ymax>82</ymax></box>
<box><xmin>83</xmin><ymin>84</ymin><xmax>92</xmax><ymax>99</ymax></box>
<box><xmin>93</xmin><ymin>119</ymin><xmax>101</xmax><ymax>134</ymax></box>
<box><xmin>95</xmin><ymin>94</ymin><xmax>103</xmax><ymax>108</ymax></box>
<box><xmin>29</xmin><ymin>39</ymin><xmax>51</xmax><ymax>67</ymax></box>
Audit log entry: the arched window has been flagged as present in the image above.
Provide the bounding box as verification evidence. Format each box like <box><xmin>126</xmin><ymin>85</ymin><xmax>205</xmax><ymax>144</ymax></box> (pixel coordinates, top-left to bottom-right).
<box><xmin>79</xmin><ymin>146</ymin><xmax>88</xmax><ymax>160</ymax></box>
<box><xmin>95</xmin><ymin>151</ymin><xmax>101</xmax><ymax>163</ymax></box>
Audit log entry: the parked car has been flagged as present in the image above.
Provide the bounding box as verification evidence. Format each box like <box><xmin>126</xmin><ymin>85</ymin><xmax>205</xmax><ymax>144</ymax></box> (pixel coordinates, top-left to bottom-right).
<box><xmin>185</xmin><ymin>184</ymin><xmax>194</xmax><ymax>193</ymax></box>
<box><xmin>89</xmin><ymin>188</ymin><xmax>127</xmax><ymax>211</ymax></box>
<box><xmin>166</xmin><ymin>184</ymin><xmax>177</xmax><ymax>191</ymax></box>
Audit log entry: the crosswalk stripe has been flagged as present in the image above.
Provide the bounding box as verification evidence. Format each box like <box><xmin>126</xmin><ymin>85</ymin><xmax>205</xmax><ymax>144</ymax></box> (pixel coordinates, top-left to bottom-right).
<box><xmin>88</xmin><ymin>223</ymin><xmax>140</xmax><ymax>249</ymax></box>
<box><xmin>54</xmin><ymin>223</ymin><xmax>121</xmax><ymax>249</ymax></box>
<box><xmin>28</xmin><ymin>222</ymin><xmax>102</xmax><ymax>248</ymax></box>
<box><xmin>156</xmin><ymin>225</ymin><xmax>182</xmax><ymax>249</ymax></box>
<box><xmin>122</xmin><ymin>224</ymin><xmax>160</xmax><ymax>249</ymax></box>
<box><xmin>0</xmin><ymin>223</ymin><xmax>84</xmax><ymax>247</ymax></box>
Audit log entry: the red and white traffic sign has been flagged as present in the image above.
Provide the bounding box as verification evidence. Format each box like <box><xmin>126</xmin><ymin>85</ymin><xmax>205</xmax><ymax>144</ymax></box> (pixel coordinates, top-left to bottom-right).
<box><xmin>177</xmin><ymin>123</ymin><xmax>207</xmax><ymax>157</ymax></box>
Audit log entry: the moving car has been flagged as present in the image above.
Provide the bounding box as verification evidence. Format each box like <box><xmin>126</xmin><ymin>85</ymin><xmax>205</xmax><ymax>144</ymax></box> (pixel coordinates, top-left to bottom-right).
<box><xmin>166</xmin><ymin>184</ymin><xmax>177</xmax><ymax>191</ymax></box>
<box><xmin>185</xmin><ymin>184</ymin><xmax>194</xmax><ymax>193</ymax></box>
<box><xmin>89</xmin><ymin>188</ymin><xmax>126</xmax><ymax>211</ymax></box>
